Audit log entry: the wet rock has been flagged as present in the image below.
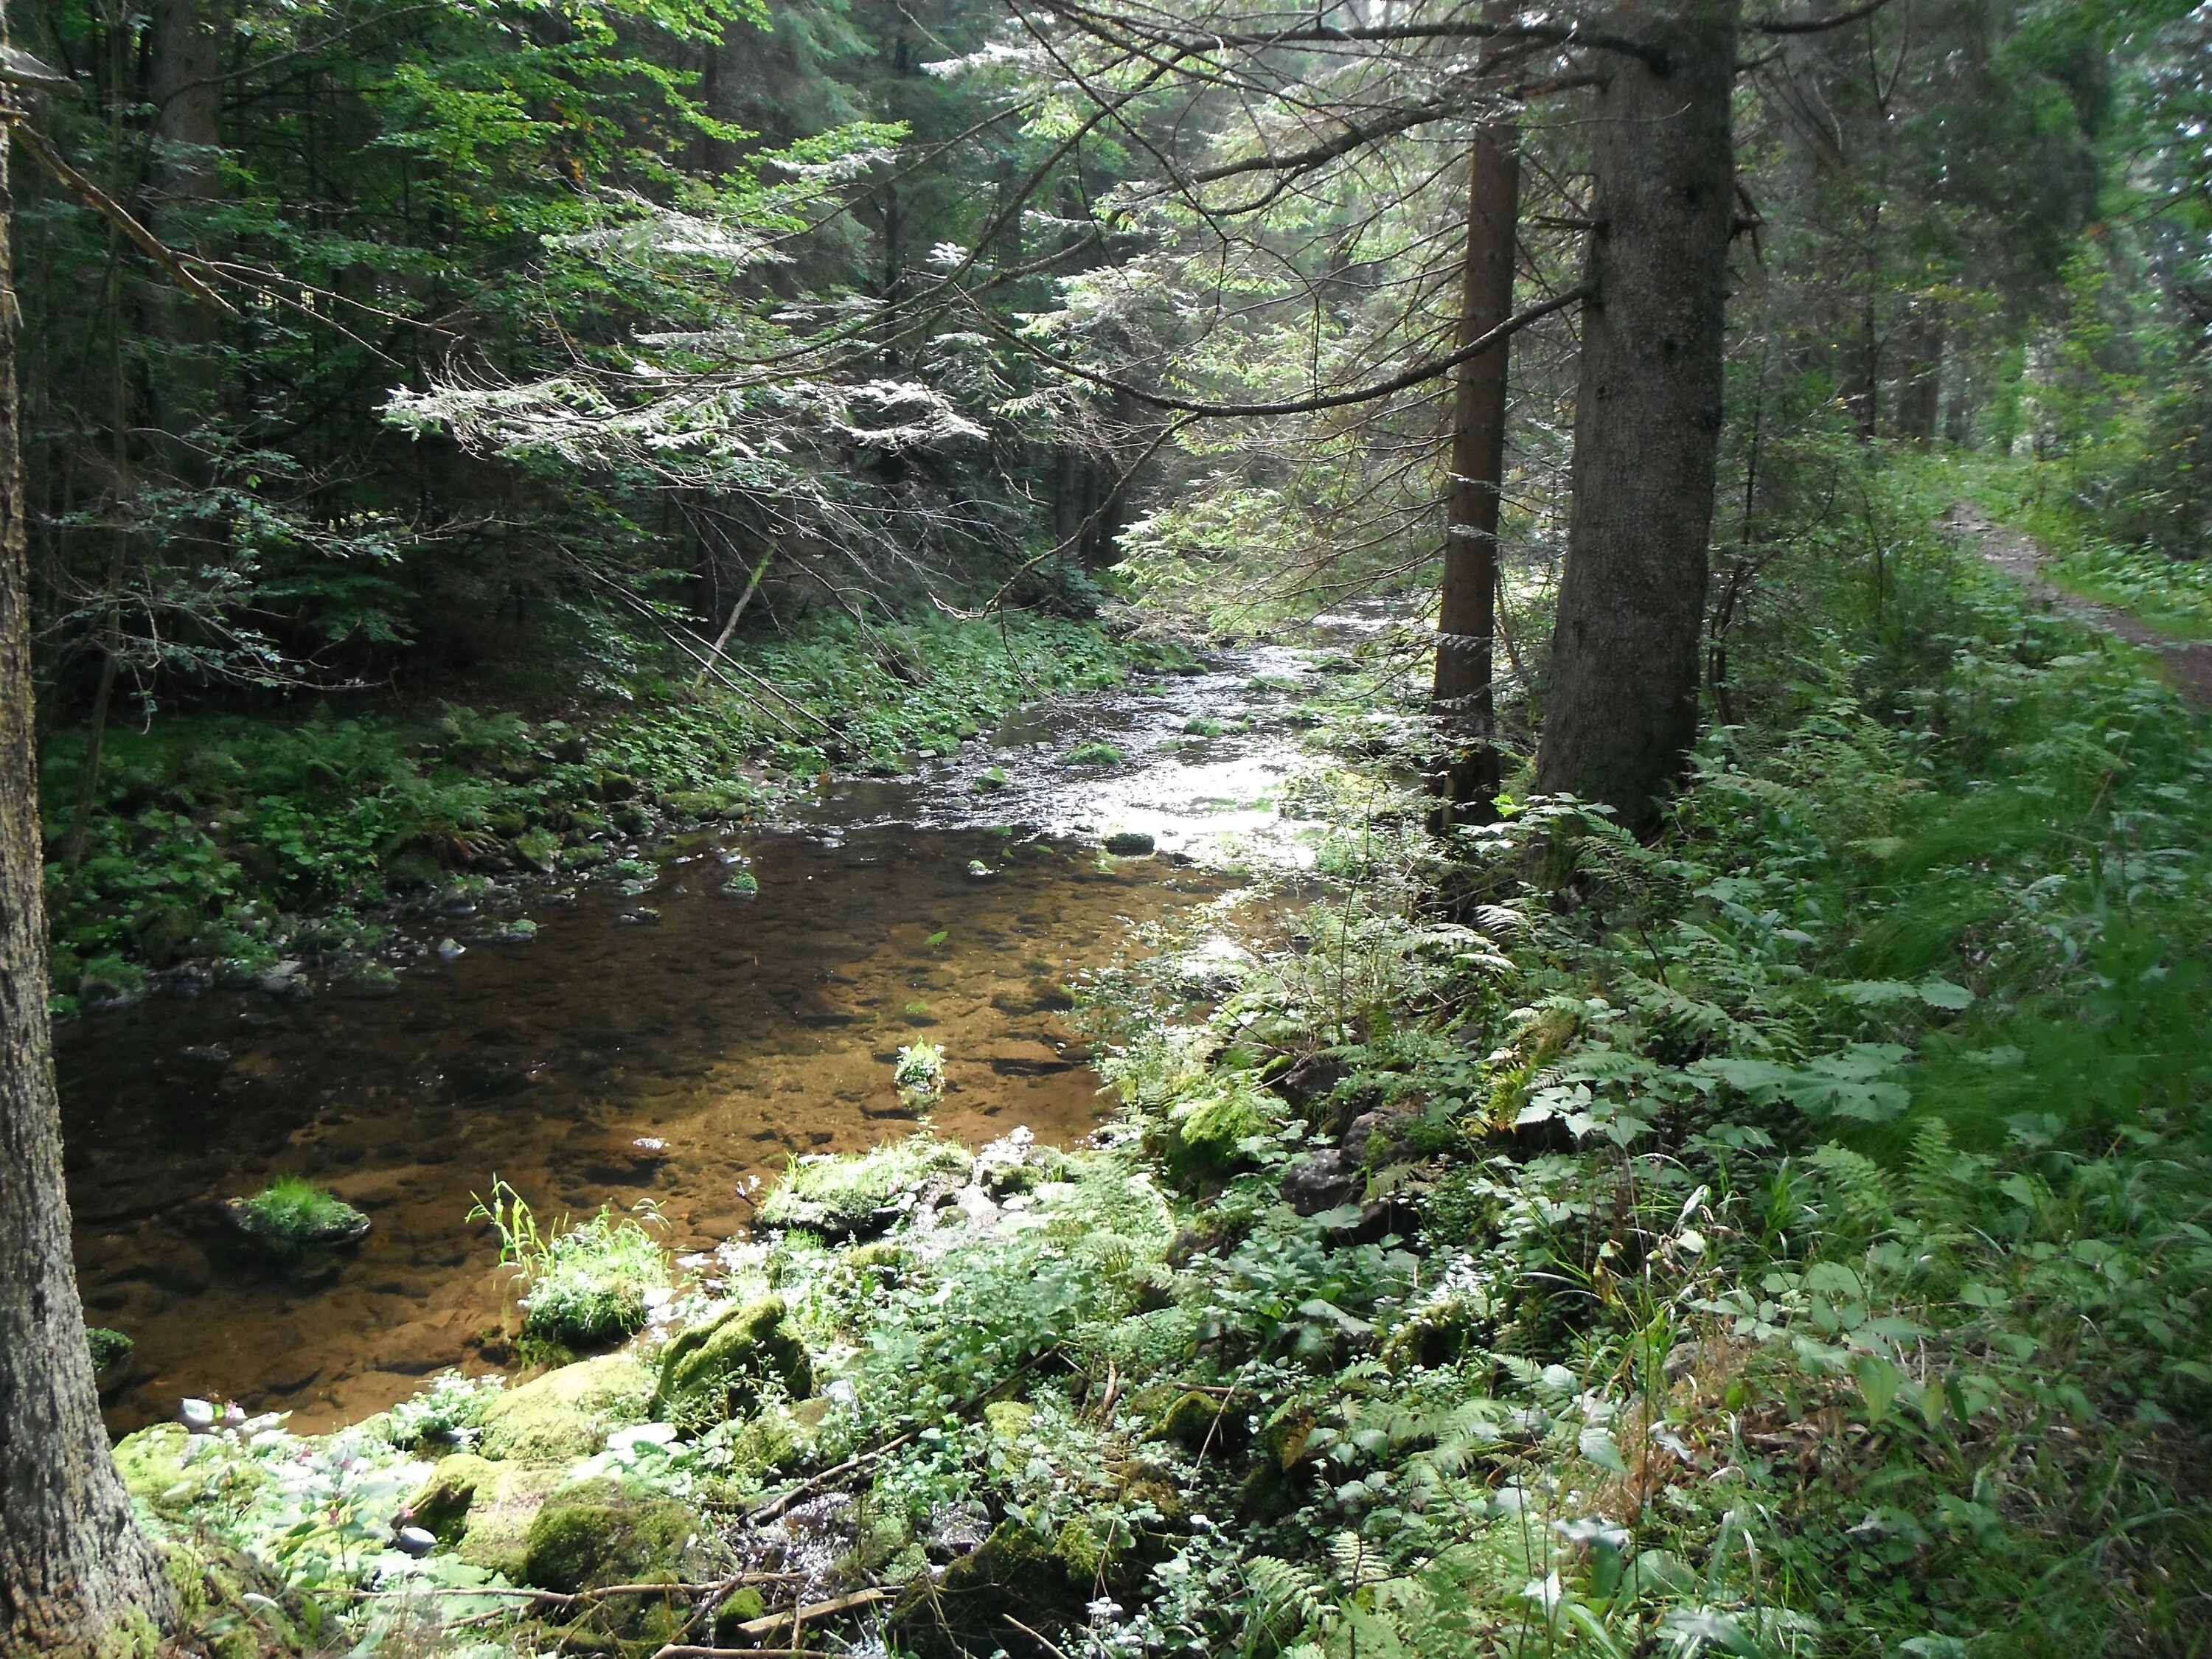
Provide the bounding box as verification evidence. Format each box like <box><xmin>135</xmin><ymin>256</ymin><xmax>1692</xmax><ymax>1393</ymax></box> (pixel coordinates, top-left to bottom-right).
<box><xmin>436</xmin><ymin>937</ymin><xmax>466</xmax><ymax>961</ymax></box>
<box><xmin>101</xmin><ymin>1234</ymin><xmax>212</xmax><ymax>1297</ymax></box>
<box><xmin>986</xmin><ymin>1040</ymin><xmax>1077</xmax><ymax>1077</ymax></box>
<box><xmin>1103</xmin><ymin>830</ymin><xmax>1156</xmax><ymax>856</ymax></box>
<box><xmin>178</xmin><ymin>1043</ymin><xmax>233</xmax><ymax>1069</ymax></box>
<box><xmin>255</xmin><ymin>960</ymin><xmax>310</xmax><ymax>999</ymax></box>
<box><xmin>338</xmin><ymin>960</ymin><xmax>402</xmax><ymax>998</ymax></box>
<box><xmin>926</xmin><ymin>1499</ymin><xmax>992</xmax><ymax>1562</ymax></box>
<box><xmin>651</xmin><ymin>1295</ymin><xmax>814</xmax><ymax>1430</ymax></box>
<box><xmin>1280</xmin><ymin>1149</ymin><xmax>1363</xmax><ymax>1216</ymax></box>
<box><xmin>990</xmin><ymin>981</ymin><xmax>1075</xmax><ymax>1016</ymax></box>
<box><xmin>221</xmin><ymin>1190</ymin><xmax>372</xmax><ymax>1253</ymax></box>
<box><xmin>370</xmin><ymin>1310</ymin><xmax>476</xmax><ymax>1376</ymax></box>
<box><xmin>476</xmin><ymin>1354</ymin><xmax>654</xmax><ymax>1465</ymax></box>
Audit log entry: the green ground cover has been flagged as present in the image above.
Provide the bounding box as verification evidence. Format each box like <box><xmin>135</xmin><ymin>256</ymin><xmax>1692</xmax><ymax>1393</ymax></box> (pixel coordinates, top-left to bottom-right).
<box><xmin>105</xmin><ymin>459</ymin><xmax>2212</xmax><ymax>1656</ymax></box>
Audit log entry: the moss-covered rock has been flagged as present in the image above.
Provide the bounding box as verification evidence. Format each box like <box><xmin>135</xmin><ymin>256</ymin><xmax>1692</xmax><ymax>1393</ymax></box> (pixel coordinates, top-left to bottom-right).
<box><xmin>983</xmin><ymin>1400</ymin><xmax>1035</xmax><ymax>1443</ymax></box>
<box><xmin>522</xmin><ymin>1481</ymin><xmax>703</xmax><ymax>1593</ymax></box>
<box><xmin>403</xmin><ymin>1453</ymin><xmax>567</xmax><ymax>1579</ymax></box>
<box><xmin>887</xmin><ymin>1523</ymin><xmax>1093</xmax><ymax>1659</ymax></box>
<box><xmin>476</xmin><ymin>1354</ymin><xmax>653</xmax><ymax>1465</ymax></box>
<box><xmin>756</xmin><ymin>1134</ymin><xmax>975</xmax><ymax>1239</ymax></box>
<box><xmin>115</xmin><ymin>1424</ymin><xmax>200</xmax><ymax>1517</ymax></box>
<box><xmin>1147</xmin><ymin>1390</ymin><xmax>1229</xmax><ymax>1451</ymax></box>
<box><xmin>1162</xmin><ymin>1079</ymin><xmax>1280</xmax><ymax>1180</ymax></box>
<box><xmin>651</xmin><ymin>1296</ymin><xmax>814</xmax><ymax>1431</ymax></box>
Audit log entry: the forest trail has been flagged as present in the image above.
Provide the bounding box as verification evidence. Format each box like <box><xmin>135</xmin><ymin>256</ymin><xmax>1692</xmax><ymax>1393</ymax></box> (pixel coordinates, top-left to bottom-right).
<box><xmin>1946</xmin><ymin>502</ymin><xmax>2212</xmax><ymax>710</ymax></box>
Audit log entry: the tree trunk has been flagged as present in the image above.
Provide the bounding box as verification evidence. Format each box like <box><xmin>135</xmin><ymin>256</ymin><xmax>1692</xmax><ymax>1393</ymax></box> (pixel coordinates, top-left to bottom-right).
<box><xmin>1535</xmin><ymin>0</ymin><xmax>1739</xmax><ymax>835</ymax></box>
<box><xmin>1893</xmin><ymin>310</ymin><xmax>1943</xmax><ymax>441</ymax></box>
<box><xmin>0</xmin><ymin>36</ymin><xmax>181</xmax><ymax>1652</ymax></box>
<box><xmin>145</xmin><ymin>0</ymin><xmax>224</xmax><ymax>425</ymax></box>
<box><xmin>1431</xmin><ymin>104</ymin><xmax>1520</xmax><ymax>823</ymax></box>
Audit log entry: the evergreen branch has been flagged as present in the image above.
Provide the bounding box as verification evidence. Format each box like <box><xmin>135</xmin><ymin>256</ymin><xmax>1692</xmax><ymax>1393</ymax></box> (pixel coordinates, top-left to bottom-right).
<box><xmin>987</xmin><ymin>282</ymin><xmax>1590</xmax><ymax>417</ymax></box>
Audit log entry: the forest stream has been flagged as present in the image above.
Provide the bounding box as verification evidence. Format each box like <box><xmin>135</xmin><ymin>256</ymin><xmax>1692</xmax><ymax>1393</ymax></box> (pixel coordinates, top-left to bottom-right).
<box><xmin>60</xmin><ymin>633</ymin><xmax>1371</xmax><ymax>1436</ymax></box>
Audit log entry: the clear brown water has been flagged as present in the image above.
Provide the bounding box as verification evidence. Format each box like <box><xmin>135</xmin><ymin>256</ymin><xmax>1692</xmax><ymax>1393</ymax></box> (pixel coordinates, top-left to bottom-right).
<box><xmin>60</xmin><ymin>644</ymin><xmax>1339</xmax><ymax>1435</ymax></box>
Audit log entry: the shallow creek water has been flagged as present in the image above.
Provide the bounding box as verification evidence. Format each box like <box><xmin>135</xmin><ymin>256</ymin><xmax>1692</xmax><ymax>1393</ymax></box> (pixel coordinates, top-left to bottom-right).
<box><xmin>61</xmin><ymin>640</ymin><xmax>1357</xmax><ymax>1434</ymax></box>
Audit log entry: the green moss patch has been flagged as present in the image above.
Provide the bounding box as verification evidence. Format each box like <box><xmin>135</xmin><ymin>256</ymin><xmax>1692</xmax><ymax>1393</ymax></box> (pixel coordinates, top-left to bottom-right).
<box><xmin>651</xmin><ymin>1296</ymin><xmax>815</xmax><ymax>1433</ymax></box>
<box><xmin>223</xmin><ymin>1179</ymin><xmax>370</xmax><ymax>1252</ymax></box>
<box><xmin>755</xmin><ymin>1133</ymin><xmax>974</xmax><ymax>1239</ymax></box>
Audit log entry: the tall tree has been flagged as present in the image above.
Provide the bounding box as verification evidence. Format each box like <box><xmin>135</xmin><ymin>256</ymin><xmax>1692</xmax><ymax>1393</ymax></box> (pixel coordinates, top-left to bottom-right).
<box><xmin>1432</xmin><ymin>91</ymin><xmax>1520</xmax><ymax>818</ymax></box>
<box><xmin>1534</xmin><ymin>0</ymin><xmax>1739</xmax><ymax>832</ymax></box>
<box><xmin>0</xmin><ymin>21</ymin><xmax>180</xmax><ymax>1651</ymax></box>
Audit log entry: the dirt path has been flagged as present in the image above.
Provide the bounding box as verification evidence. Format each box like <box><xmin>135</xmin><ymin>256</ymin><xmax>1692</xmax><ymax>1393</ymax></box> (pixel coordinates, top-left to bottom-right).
<box><xmin>1943</xmin><ymin>502</ymin><xmax>2212</xmax><ymax>712</ymax></box>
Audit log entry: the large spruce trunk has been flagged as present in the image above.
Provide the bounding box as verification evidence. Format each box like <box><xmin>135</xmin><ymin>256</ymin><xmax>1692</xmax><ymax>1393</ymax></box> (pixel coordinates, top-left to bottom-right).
<box><xmin>1535</xmin><ymin>0</ymin><xmax>1739</xmax><ymax>834</ymax></box>
<box><xmin>1431</xmin><ymin>109</ymin><xmax>1520</xmax><ymax>821</ymax></box>
<box><xmin>0</xmin><ymin>46</ymin><xmax>180</xmax><ymax>1654</ymax></box>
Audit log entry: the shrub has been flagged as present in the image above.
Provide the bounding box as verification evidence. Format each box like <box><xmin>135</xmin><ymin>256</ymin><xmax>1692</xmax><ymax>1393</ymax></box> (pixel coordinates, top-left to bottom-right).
<box><xmin>469</xmin><ymin>1179</ymin><xmax>669</xmax><ymax>1352</ymax></box>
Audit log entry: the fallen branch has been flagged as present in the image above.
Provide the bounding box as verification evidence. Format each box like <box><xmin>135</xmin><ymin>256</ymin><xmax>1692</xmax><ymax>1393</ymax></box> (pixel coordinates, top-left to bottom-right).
<box><xmin>746</xmin><ymin>1433</ymin><xmax>916</xmax><ymax>1526</ymax></box>
<box><xmin>647</xmin><ymin>1587</ymin><xmax>898</xmax><ymax>1656</ymax></box>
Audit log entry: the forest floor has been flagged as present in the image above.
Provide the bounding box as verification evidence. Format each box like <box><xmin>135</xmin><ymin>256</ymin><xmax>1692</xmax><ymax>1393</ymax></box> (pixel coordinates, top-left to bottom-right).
<box><xmin>1944</xmin><ymin>498</ymin><xmax>2212</xmax><ymax>708</ymax></box>
<box><xmin>107</xmin><ymin>460</ymin><xmax>2212</xmax><ymax>1659</ymax></box>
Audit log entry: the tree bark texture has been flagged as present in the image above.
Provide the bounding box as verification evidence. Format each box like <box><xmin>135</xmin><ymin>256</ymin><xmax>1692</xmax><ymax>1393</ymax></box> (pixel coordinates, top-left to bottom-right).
<box><xmin>1536</xmin><ymin>0</ymin><xmax>1739</xmax><ymax>835</ymax></box>
<box><xmin>0</xmin><ymin>51</ymin><xmax>180</xmax><ymax>1656</ymax></box>
<box><xmin>1432</xmin><ymin>113</ymin><xmax>1520</xmax><ymax>821</ymax></box>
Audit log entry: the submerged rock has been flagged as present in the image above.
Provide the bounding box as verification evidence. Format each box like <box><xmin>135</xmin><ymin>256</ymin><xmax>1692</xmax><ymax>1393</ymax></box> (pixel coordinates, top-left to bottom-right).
<box><xmin>652</xmin><ymin>1295</ymin><xmax>814</xmax><ymax>1431</ymax></box>
<box><xmin>1103</xmin><ymin>830</ymin><xmax>1156</xmax><ymax>856</ymax></box>
<box><xmin>476</xmin><ymin>1354</ymin><xmax>653</xmax><ymax>1465</ymax></box>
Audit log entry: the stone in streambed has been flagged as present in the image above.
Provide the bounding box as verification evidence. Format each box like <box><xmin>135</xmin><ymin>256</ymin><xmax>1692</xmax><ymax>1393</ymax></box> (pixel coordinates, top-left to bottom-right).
<box><xmin>522</xmin><ymin>1481</ymin><xmax>704</xmax><ymax>1594</ymax></box>
<box><xmin>1103</xmin><ymin>830</ymin><xmax>1155</xmax><ymax>856</ymax></box>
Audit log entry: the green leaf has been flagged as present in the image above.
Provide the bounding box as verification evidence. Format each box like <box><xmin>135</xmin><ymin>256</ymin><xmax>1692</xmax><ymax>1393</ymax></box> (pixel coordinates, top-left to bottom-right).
<box><xmin>1916</xmin><ymin>977</ymin><xmax>1975</xmax><ymax>1009</ymax></box>
<box><xmin>1853</xmin><ymin>1353</ymin><xmax>1905</xmax><ymax>1425</ymax></box>
<box><xmin>1579</xmin><ymin>1425</ymin><xmax>1629</xmax><ymax>1473</ymax></box>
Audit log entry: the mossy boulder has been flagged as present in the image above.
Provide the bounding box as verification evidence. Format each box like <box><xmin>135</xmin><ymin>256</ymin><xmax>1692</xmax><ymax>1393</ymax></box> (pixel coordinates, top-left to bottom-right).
<box><xmin>404</xmin><ymin>1453</ymin><xmax>567</xmax><ymax>1579</ymax></box>
<box><xmin>1147</xmin><ymin>1390</ymin><xmax>1230</xmax><ymax>1452</ymax></box>
<box><xmin>888</xmin><ymin>1523</ymin><xmax>1094</xmax><ymax>1659</ymax></box>
<box><xmin>651</xmin><ymin>1295</ymin><xmax>814</xmax><ymax>1430</ymax></box>
<box><xmin>756</xmin><ymin>1134</ymin><xmax>975</xmax><ymax>1239</ymax></box>
<box><xmin>523</xmin><ymin>1481</ymin><xmax>703</xmax><ymax>1593</ymax></box>
<box><xmin>1162</xmin><ymin>1079</ymin><xmax>1279</xmax><ymax>1179</ymax></box>
<box><xmin>514</xmin><ymin>828</ymin><xmax>562</xmax><ymax>872</ymax></box>
<box><xmin>476</xmin><ymin>1354</ymin><xmax>653</xmax><ymax>1465</ymax></box>
<box><xmin>115</xmin><ymin>1425</ymin><xmax>201</xmax><ymax>1517</ymax></box>
<box><xmin>88</xmin><ymin>1326</ymin><xmax>136</xmax><ymax>1396</ymax></box>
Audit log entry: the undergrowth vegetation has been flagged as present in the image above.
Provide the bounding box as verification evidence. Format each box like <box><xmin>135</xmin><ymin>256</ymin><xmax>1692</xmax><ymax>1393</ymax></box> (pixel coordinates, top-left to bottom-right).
<box><xmin>114</xmin><ymin>454</ymin><xmax>2212</xmax><ymax>1656</ymax></box>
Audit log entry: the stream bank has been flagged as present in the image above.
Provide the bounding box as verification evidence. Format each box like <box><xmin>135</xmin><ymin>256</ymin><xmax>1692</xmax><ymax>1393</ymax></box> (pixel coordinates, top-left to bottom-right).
<box><xmin>66</xmin><ymin>633</ymin><xmax>1355</xmax><ymax>1434</ymax></box>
